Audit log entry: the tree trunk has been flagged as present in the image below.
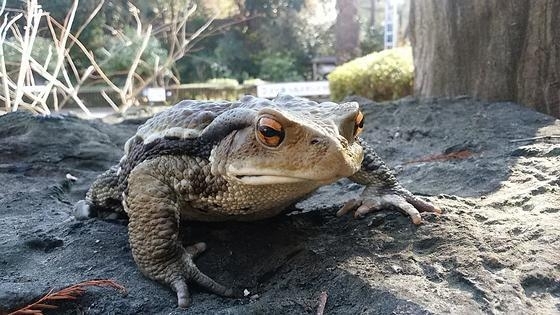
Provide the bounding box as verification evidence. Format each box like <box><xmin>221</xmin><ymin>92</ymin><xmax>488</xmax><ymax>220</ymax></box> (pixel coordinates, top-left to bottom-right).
<box><xmin>368</xmin><ymin>0</ymin><xmax>376</xmax><ymax>29</ymax></box>
<box><xmin>335</xmin><ymin>0</ymin><xmax>361</xmax><ymax>64</ymax></box>
<box><xmin>410</xmin><ymin>0</ymin><xmax>560</xmax><ymax>118</ymax></box>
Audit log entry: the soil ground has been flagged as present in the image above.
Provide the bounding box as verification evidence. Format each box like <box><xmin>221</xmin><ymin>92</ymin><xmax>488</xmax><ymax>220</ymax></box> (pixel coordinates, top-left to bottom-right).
<box><xmin>0</xmin><ymin>96</ymin><xmax>559</xmax><ymax>314</ymax></box>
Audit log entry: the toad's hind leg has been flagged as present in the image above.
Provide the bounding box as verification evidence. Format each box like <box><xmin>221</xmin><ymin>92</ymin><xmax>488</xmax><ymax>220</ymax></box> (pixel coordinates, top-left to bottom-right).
<box><xmin>125</xmin><ymin>165</ymin><xmax>233</xmax><ymax>308</ymax></box>
<box><xmin>75</xmin><ymin>166</ymin><xmax>126</xmax><ymax>219</ymax></box>
<box><xmin>87</xmin><ymin>166</ymin><xmax>124</xmax><ymax>208</ymax></box>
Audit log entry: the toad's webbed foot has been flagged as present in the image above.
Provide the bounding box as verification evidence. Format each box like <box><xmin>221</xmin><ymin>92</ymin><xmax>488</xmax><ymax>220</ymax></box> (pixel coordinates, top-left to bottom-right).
<box><xmin>346</xmin><ymin>138</ymin><xmax>441</xmax><ymax>224</ymax></box>
<box><xmin>125</xmin><ymin>162</ymin><xmax>236</xmax><ymax>308</ymax></box>
<box><xmin>166</xmin><ymin>242</ymin><xmax>235</xmax><ymax>308</ymax></box>
<box><xmin>130</xmin><ymin>218</ymin><xmax>236</xmax><ymax>308</ymax></box>
<box><xmin>337</xmin><ymin>187</ymin><xmax>441</xmax><ymax>224</ymax></box>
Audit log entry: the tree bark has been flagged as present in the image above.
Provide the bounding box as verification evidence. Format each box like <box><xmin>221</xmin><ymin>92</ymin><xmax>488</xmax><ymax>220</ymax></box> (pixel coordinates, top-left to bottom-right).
<box><xmin>335</xmin><ymin>0</ymin><xmax>361</xmax><ymax>64</ymax></box>
<box><xmin>410</xmin><ymin>0</ymin><xmax>560</xmax><ymax>118</ymax></box>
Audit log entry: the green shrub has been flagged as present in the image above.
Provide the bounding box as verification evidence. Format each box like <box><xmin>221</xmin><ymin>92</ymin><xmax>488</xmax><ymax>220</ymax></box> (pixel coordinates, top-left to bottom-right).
<box><xmin>258</xmin><ymin>54</ymin><xmax>304</xmax><ymax>82</ymax></box>
<box><xmin>360</xmin><ymin>26</ymin><xmax>384</xmax><ymax>54</ymax></box>
<box><xmin>2</xmin><ymin>37</ymin><xmax>60</xmax><ymax>76</ymax></box>
<box><xmin>96</xmin><ymin>28</ymin><xmax>168</xmax><ymax>78</ymax></box>
<box><xmin>206</xmin><ymin>78</ymin><xmax>239</xmax><ymax>86</ymax></box>
<box><xmin>328</xmin><ymin>47</ymin><xmax>413</xmax><ymax>101</ymax></box>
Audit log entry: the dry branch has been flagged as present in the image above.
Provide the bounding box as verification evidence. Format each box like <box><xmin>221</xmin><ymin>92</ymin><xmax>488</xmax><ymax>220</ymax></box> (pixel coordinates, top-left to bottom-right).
<box><xmin>12</xmin><ymin>0</ymin><xmax>43</xmax><ymax>111</ymax></box>
<box><xmin>1</xmin><ymin>0</ymin><xmax>213</xmax><ymax>114</ymax></box>
<box><xmin>30</xmin><ymin>0</ymin><xmax>79</xmax><ymax>112</ymax></box>
<box><xmin>0</xmin><ymin>0</ymin><xmax>91</xmax><ymax>115</ymax></box>
<box><xmin>0</xmin><ymin>9</ymin><xmax>22</xmax><ymax>111</ymax></box>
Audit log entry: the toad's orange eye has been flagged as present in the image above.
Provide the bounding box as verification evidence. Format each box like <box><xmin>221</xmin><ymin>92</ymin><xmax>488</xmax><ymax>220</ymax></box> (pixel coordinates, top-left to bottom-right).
<box><xmin>354</xmin><ymin>111</ymin><xmax>364</xmax><ymax>137</ymax></box>
<box><xmin>256</xmin><ymin>117</ymin><xmax>284</xmax><ymax>147</ymax></box>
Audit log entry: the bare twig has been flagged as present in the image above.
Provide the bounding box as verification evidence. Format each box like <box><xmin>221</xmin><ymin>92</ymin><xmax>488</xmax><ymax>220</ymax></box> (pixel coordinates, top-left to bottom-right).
<box><xmin>101</xmin><ymin>90</ymin><xmax>120</xmax><ymax>112</ymax></box>
<box><xmin>3</xmin><ymin>74</ymin><xmax>50</xmax><ymax>114</ymax></box>
<box><xmin>48</xmin><ymin>19</ymin><xmax>122</xmax><ymax>92</ymax></box>
<box><xmin>509</xmin><ymin>135</ymin><xmax>560</xmax><ymax>143</ymax></box>
<box><xmin>0</xmin><ymin>5</ymin><xmax>23</xmax><ymax>111</ymax></box>
<box><xmin>12</xmin><ymin>0</ymin><xmax>43</xmax><ymax>111</ymax></box>
<box><xmin>129</xmin><ymin>3</ymin><xmax>142</xmax><ymax>36</ymax></box>
<box><xmin>119</xmin><ymin>10</ymin><xmax>152</xmax><ymax>111</ymax></box>
<box><xmin>49</xmin><ymin>6</ymin><xmax>150</xmax><ymax>112</ymax></box>
<box><xmin>63</xmin><ymin>47</ymin><xmax>81</xmax><ymax>81</ymax></box>
<box><xmin>0</xmin><ymin>0</ymin><xmax>92</xmax><ymax>115</ymax></box>
<box><xmin>57</xmin><ymin>66</ymin><xmax>94</xmax><ymax>110</ymax></box>
<box><xmin>72</xmin><ymin>0</ymin><xmax>105</xmax><ymax>45</ymax></box>
<box><xmin>1</xmin><ymin>0</ymin><xmax>213</xmax><ymax>114</ymax></box>
<box><xmin>31</xmin><ymin>0</ymin><xmax>79</xmax><ymax>113</ymax></box>
<box><xmin>7</xmin><ymin>279</ymin><xmax>126</xmax><ymax>315</ymax></box>
<box><xmin>316</xmin><ymin>291</ymin><xmax>328</xmax><ymax>315</ymax></box>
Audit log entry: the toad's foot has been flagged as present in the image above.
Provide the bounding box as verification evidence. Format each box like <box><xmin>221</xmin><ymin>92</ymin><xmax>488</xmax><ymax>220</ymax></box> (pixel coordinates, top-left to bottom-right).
<box><xmin>131</xmin><ymin>230</ymin><xmax>236</xmax><ymax>308</ymax></box>
<box><xmin>165</xmin><ymin>242</ymin><xmax>235</xmax><ymax>308</ymax></box>
<box><xmin>337</xmin><ymin>188</ymin><xmax>441</xmax><ymax>224</ymax></box>
<box><xmin>125</xmin><ymin>166</ymin><xmax>236</xmax><ymax>308</ymax></box>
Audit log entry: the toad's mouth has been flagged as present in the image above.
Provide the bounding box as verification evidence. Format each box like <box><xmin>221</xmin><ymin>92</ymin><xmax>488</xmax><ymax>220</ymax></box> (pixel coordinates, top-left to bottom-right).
<box><xmin>233</xmin><ymin>174</ymin><xmax>312</xmax><ymax>185</ymax></box>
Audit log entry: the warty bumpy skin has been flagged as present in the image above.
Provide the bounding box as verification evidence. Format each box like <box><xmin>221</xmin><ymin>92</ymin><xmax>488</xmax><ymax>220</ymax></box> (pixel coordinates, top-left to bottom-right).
<box><xmin>81</xmin><ymin>94</ymin><xmax>441</xmax><ymax>308</ymax></box>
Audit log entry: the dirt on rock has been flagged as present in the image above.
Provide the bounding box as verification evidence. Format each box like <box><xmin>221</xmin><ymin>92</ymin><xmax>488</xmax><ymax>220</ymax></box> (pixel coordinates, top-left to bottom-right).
<box><xmin>0</xmin><ymin>97</ymin><xmax>559</xmax><ymax>315</ymax></box>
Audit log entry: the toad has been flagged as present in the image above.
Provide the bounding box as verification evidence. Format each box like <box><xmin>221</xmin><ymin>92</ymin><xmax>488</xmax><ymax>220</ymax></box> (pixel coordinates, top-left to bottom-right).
<box><xmin>77</xmin><ymin>94</ymin><xmax>441</xmax><ymax>307</ymax></box>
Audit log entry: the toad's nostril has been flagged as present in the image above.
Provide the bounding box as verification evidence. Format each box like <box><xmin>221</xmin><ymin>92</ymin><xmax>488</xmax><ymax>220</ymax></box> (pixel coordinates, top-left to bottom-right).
<box><xmin>310</xmin><ymin>138</ymin><xmax>321</xmax><ymax>145</ymax></box>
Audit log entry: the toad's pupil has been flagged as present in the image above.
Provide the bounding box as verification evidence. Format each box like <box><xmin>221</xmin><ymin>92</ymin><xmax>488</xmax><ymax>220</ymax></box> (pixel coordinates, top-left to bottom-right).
<box><xmin>259</xmin><ymin>125</ymin><xmax>280</xmax><ymax>137</ymax></box>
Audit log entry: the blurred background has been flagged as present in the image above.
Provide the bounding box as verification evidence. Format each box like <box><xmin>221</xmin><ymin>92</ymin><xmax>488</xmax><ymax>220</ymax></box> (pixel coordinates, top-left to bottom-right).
<box><xmin>0</xmin><ymin>0</ymin><xmax>558</xmax><ymax>118</ymax></box>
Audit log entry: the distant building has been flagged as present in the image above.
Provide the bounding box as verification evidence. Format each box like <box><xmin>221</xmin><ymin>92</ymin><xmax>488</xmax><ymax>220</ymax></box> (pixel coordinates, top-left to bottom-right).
<box><xmin>358</xmin><ymin>0</ymin><xmax>409</xmax><ymax>49</ymax></box>
<box><xmin>384</xmin><ymin>0</ymin><xmax>398</xmax><ymax>49</ymax></box>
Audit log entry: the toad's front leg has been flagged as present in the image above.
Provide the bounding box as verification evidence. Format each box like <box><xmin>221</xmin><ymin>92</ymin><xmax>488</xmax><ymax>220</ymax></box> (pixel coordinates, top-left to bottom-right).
<box><xmin>339</xmin><ymin>139</ymin><xmax>441</xmax><ymax>224</ymax></box>
<box><xmin>125</xmin><ymin>162</ymin><xmax>233</xmax><ymax>308</ymax></box>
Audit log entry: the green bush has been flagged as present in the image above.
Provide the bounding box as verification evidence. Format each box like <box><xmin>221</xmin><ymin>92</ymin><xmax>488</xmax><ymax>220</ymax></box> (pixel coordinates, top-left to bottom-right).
<box><xmin>206</xmin><ymin>78</ymin><xmax>239</xmax><ymax>86</ymax></box>
<box><xmin>2</xmin><ymin>37</ymin><xmax>60</xmax><ymax>76</ymax></box>
<box><xmin>96</xmin><ymin>28</ymin><xmax>168</xmax><ymax>78</ymax></box>
<box><xmin>243</xmin><ymin>78</ymin><xmax>267</xmax><ymax>86</ymax></box>
<box><xmin>360</xmin><ymin>26</ymin><xmax>384</xmax><ymax>54</ymax></box>
<box><xmin>258</xmin><ymin>54</ymin><xmax>304</xmax><ymax>82</ymax></box>
<box><xmin>328</xmin><ymin>47</ymin><xmax>414</xmax><ymax>101</ymax></box>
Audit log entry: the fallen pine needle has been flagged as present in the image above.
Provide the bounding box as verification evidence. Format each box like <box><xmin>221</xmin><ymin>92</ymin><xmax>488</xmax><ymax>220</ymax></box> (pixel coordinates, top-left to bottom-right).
<box><xmin>405</xmin><ymin>149</ymin><xmax>473</xmax><ymax>164</ymax></box>
<box><xmin>8</xmin><ymin>279</ymin><xmax>127</xmax><ymax>315</ymax></box>
<box><xmin>316</xmin><ymin>291</ymin><xmax>328</xmax><ymax>315</ymax></box>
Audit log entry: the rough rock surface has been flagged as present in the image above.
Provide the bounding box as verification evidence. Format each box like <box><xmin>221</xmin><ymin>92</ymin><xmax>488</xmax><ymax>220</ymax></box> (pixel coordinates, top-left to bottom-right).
<box><xmin>0</xmin><ymin>97</ymin><xmax>558</xmax><ymax>314</ymax></box>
